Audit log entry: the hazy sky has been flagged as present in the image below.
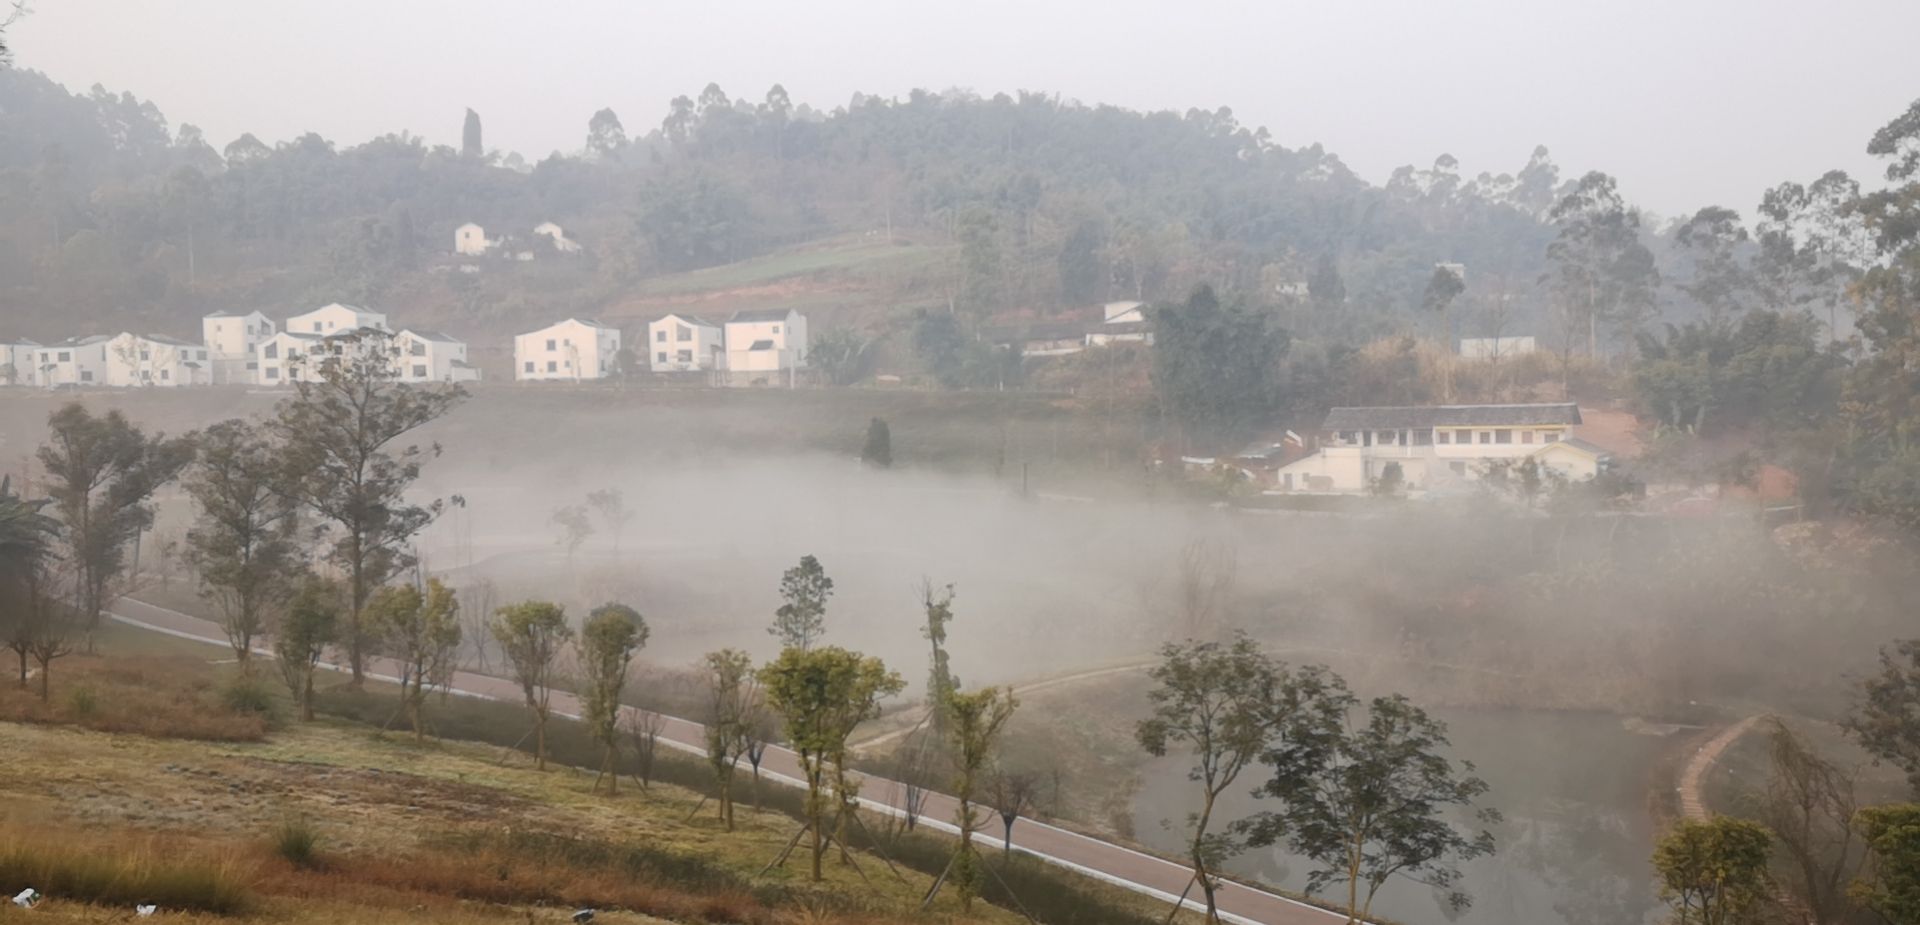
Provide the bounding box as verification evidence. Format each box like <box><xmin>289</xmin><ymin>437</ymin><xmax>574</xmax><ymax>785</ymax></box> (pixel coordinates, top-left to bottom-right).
<box><xmin>13</xmin><ymin>0</ymin><xmax>1918</xmax><ymax>217</ymax></box>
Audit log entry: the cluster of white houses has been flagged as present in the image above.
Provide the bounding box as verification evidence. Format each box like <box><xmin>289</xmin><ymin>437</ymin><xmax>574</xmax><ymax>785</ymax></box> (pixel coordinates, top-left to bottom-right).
<box><xmin>1</xmin><ymin>304</ymin><xmax>811</xmax><ymax>389</ymax></box>
<box><xmin>513</xmin><ymin>308</ymin><xmax>809</xmax><ymax>384</ymax></box>
<box><xmin>0</xmin><ymin>303</ymin><xmax>481</xmax><ymax>389</ymax></box>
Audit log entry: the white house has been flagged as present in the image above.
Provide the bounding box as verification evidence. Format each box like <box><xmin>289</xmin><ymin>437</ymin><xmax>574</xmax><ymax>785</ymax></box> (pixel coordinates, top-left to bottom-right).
<box><xmin>1085</xmin><ymin>300</ymin><xmax>1154</xmax><ymax>348</ymax></box>
<box><xmin>0</xmin><ymin>340</ymin><xmax>41</xmax><ymax>386</ymax></box>
<box><xmin>1274</xmin><ymin>403</ymin><xmax>1605</xmax><ymax>495</ymax></box>
<box><xmin>722</xmin><ymin>308</ymin><xmax>808</xmax><ymax>383</ymax></box>
<box><xmin>514</xmin><ymin>318</ymin><xmax>623</xmax><ymax>381</ymax></box>
<box><xmin>103</xmin><ymin>334</ymin><xmax>209</xmax><ymax>388</ymax></box>
<box><xmin>35</xmin><ymin>336</ymin><xmax>113</xmax><ymax>387</ymax></box>
<box><xmin>393</xmin><ymin>329</ymin><xmax>481</xmax><ymax>383</ymax></box>
<box><xmin>202</xmin><ymin>311</ymin><xmax>276</xmax><ymax>385</ymax></box>
<box><xmin>532</xmin><ymin>222</ymin><xmax>582</xmax><ymax>254</ymax></box>
<box><xmin>455</xmin><ymin>223</ymin><xmax>490</xmax><ymax>256</ymax></box>
<box><xmin>252</xmin><ymin>331</ymin><xmax>326</xmax><ymax>386</ymax></box>
<box><xmin>646</xmin><ymin>313</ymin><xmax>724</xmax><ymax>372</ymax></box>
<box><xmin>286</xmin><ymin>303</ymin><xmax>389</xmax><ymax>337</ymax></box>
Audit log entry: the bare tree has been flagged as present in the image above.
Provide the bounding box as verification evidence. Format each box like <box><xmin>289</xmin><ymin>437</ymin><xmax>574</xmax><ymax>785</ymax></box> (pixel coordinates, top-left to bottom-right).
<box><xmin>585</xmin><ymin>488</ymin><xmax>634</xmax><ymax>556</ymax></box>
<box><xmin>459</xmin><ymin>578</ymin><xmax>499</xmax><ymax>672</ymax></box>
<box><xmin>989</xmin><ymin>766</ymin><xmax>1043</xmax><ymax>859</ymax></box>
<box><xmin>1749</xmin><ymin>717</ymin><xmax>1863</xmax><ymax>924</ymax></box>
<box><xmin>552</xmin><ymin>504</ymin><xmax>593</xmax><ymax>569</ymax></box>
<box><xmin>625</xmin><ymin>708</ymin><xmax>666</xmax><ymax>791</ymax></box>
<box><xmin>703</xmin><ymin>648</ymin><xmax>759</xmax><ymax>830</ymax></box>
<box><xmin>1176</xmin><ymin>538</ymin><xmax>1237</xmax><ymax>640</ymax></box>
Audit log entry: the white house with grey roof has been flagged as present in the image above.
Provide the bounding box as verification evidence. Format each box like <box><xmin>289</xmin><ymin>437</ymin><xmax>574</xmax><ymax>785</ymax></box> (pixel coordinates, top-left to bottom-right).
<box><xmin>35</xmin><ymin>335</ymin><xmax>113</xmax><ymax>387</ymax></box>
<box><xmin>514</xmin><ymin>318</ymin><xmax>622</xmax><ymax>381</ymax></box>
<box><xmin>285</xmin><ymin>303</ymin><xmax>389</xmax><ymax>337</ymax></box>
<box><xmin>647</xmin><ymin>313</ymin><xmax>723</xmax><ymax>372</ymax></box>
<box><xmin>1274</xmin><ymin>402</ymin><xmax>1608</xmax><ymax>494</ymax></box>
<box><xmin>722</xmin><ymin>308</ymin><xmax>807</xmax><ymax>384</ymax></box>
<box><xmin>394</xmin><ymin>329</ymin><xmax>480</xmax><ymax>383</ymax></box>
<box><xmin>0</xmin><ymin>340</ymin><xmax>42</xmax><ymax>386</ymax></box>
<box><xmin>103</xmin><ymin>333</ymin><xmax>210</xmax><ymax>388</ymax></box>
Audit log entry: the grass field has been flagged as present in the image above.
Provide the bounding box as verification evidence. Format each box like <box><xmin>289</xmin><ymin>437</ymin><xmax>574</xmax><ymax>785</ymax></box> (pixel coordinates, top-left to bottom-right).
<box><xmin>628</xmin><ymin>235</ymin><xmax>954</xmax><ymax>300</ymax></box>
<box><xmin>0</xmin><ymin>622</ymin><xmax>1210</xmax><ymax>925</ymax></box>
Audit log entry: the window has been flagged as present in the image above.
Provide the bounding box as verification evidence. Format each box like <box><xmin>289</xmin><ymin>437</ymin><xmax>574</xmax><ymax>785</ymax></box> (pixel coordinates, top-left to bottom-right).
<box><xmin>1541</xmin><ymin>431</ymin><xmax>1560</xmax><ymax>443</ymax></box>
<box><xmin>676</xmin><ymin>349</ymin><xmax>693</xmax><ymax>362</ymax></box>
<box><xmin>656</xmin><ymin>352</ymin><xmax>667</xmax><ymax>363</ymax></box>
<box><xmin>548</xmin><ymin>338</ymin><xmax>558</xmax><ymax>350</ymax></box>
<box><xmin>1413</xmin><ymin>429</ymin><xmax>1431</xmax><ymax>446</ymax></box>
<box><xmin>523</xmin><ymin>361</ymin><xmax>534</xmax><ymax>373</ymax></box>
<box><xmin>655</xmin><ymin>331</ymin><xmax>666</xmax><ymax>342</ymax></box>
<box><xmin>1521</xmin><ymin>431</ymin><xmax>1534</xmax><ymax>444</ymax></box>
<box><xmin>410</xmin><ymin>342</ymin><xmax>426</xmax><ymax>357</ymax></box>
<box><xmin>1450</xmin><ymin>461</ymin><xmax>1467</xmax><ymax>475</ymax></box>
<box><xmin>677</xmin><ymin>326</ymin><xmax>691</xmax><ymax>342</ymax></box>
<box><xmin>547</xmin><ymin>361</ymin><xmax>558</xmax><ymax>372</ymax></box>
<box><xmin>1478</xmin><ymin>431</ymin><xmax>1492</xmax><ymax>445</ymax></box>
<box><xmin>139</xmin><ymin>349</ymin><xmax>150</xmax><ymax>361</ymax></box>
<box><xmin>313</xmin><ymin>322</ymin><xmax>323</xmax><ymax>333</ymax></box>
<box><xmin>412</xmin><ymin>364</ymin><xmax>427</xmax><ymax>378</ymax></box>
<box><xmin>80</xmin><ymin>371</ymin><xmax>93</xmax><ymax>382</ymax></box>
<box><xmin>159</xmin><ymin>369</ymin><xmax>169</xmax><ymax>381</ymax></box>
<box><xmin>265</xmin><ymin>368</ymin><xmax>280</xmax><ymax>380</ymax></box>
<box><xmin>245</xmin><ymin>362</ymin><xmax>257</xmax><ymax>371</ymax></box>
<box><xmin>57</xmin><ymin>351</ymin><xmax>70</xmax><ymax>362</ymax></box>
<box><xmin>1339</xmin><ymin>431</ymin><xmax>1356</xmax><ymax>445</ymax></box>
<box><xmin>264</xmin><ymin>344</ymin><xmax>278</xmax><ymax>359</ymax></box>
<box><xmin>1495</xmin><ymin>429</ymin><xmax>1512</xmax><ymax>444</ymax></box>
<box><xmin>1438</xmin><ymin>430</ymin><xmax>1452</xmax><ymax>445</ymax></box>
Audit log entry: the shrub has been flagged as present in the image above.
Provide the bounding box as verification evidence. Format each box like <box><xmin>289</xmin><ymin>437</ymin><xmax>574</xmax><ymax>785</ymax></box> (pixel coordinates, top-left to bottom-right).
<box><xmin>271</xmin><ymin>817</ymin><xmax>321</xmax><ymax>869</ymax></box>
<box><xmin>66</xmin><ymin>685</ymin><xmax>100</xmax><ymax>718</ymax></box>
<box><xmin>221</xmin><ymin>675</ymin><xmax>278</xmax><ymax>719</ymax></box>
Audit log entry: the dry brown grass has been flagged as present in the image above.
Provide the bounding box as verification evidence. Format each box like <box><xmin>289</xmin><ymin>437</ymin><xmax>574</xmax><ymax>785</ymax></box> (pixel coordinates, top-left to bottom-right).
<box><xmin>0</xmin><ymin>656</ymin><xmax>268</xmax><ymax>742</ymax></box>
<box><xmin>0</xmin><ymin>822</ymin><xmax>256</xmax><ymax>914</ymax></box>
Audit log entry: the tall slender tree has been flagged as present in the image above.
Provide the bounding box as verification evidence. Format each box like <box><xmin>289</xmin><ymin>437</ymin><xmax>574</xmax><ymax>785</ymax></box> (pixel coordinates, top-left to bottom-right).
<box><xmin>761</xmin><ymin>646</ymin><xmax>903</xmax><ymax>882</ymax></box>
<box><xmin>276</xmin><ymin>577</ymin><xmax>341</xmax><ymax>722</ymax></box>
<box><xmin>461</xmin><ymin>108</ymin><xmax>483</xmax><ymax>159</ymax></box>
<box><xmin>38</xmin><ymin>403</ymin><xmax>194</xmax><ymax>651</ymax></box>
<box><xmin>183</xmin><ymin>419</ymin><xmax>300</xmax><ymax>668</ymax></box>
<box><xmin>769</xmin><ymin>554</ymin><xmax>832</xmax><ymax>651</ymax></box>
<box><xmin>701</xmin><ymin>648</ymin><xmax>758</xmax><ymax>829</ymax></box>
<box><xmin>270</xmin><ymin>330</ymin><xmax>464</xmax><ymax>686</ymax></box>
<box><xmin>578</xmin><ymin>602</ymin><xmax>647</xmax><ymax>793</ymax></box>
<box><xmin>1545</xmin><ymin>171</ymin><xmax>1660</xmax><ymax>356</ymax></box>
<box><xmin>369</xmin><ymin>579</ymin><xmax>461</xmax><ymax>742</ymax></box>
<box><xmin>943</xmin><ymin>686</ymin><xmax>1018</xmax><ymax>912</ymax></box>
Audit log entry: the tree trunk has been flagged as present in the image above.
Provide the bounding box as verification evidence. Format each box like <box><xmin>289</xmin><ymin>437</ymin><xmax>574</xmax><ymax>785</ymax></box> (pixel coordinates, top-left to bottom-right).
<box><xmin>809</xmin><ymin>791</ymin><xmax>825</xmax><ymax>882</ymax></box>
<box><xmin>1195</xmin><ymin>789</ymin><xmax>1220</xmax><ymax>923</ymax></box>
<box><xmin>301</xmin><ymin>670</ymin><xmax>316</xmax><ymax>722</ymax></box>
<box><xmin>38</xmin><ymin>658</ymin><xmax>51</xmax><ymax>702</ymax></box>
<box><xmin>535</xmin><ymin>715</ymin><xmax>547</xmax><ymax>770</ymax></box>
<box><xmin>1346</xmin><ymin>843</ymin><xmax>1363</xmax><ymax>924</ymax></box>
<box><xmin>14</xmin><ymin>651</ymin><xmax>24</xmax><ymax>688</ymax></box>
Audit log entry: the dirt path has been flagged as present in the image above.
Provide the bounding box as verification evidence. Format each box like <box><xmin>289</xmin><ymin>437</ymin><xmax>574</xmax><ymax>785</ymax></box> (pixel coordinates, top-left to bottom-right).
<box><xmin>1676</xmin><ymin>714</ymin><xmax>1763</xmax><ymax>820</ymax></box>
<box><xmin>107</xmin><ymin>596</ymin><xmax>1357</xmax><ymax>925</ymax></box>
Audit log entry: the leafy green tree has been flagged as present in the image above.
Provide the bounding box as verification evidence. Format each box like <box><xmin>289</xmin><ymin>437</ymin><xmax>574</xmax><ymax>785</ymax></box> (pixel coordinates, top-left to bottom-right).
<box><xmin>1673</xmin><ymin>206</ymin><xmax>1755</xmax><ymax>323</ymax></box>
<box><xmin>769</xmin><ymin>554</ymin><xmax>832</xmax><ymax>651</ymax></box>
<box><xmin>1152</xmin><ymin>284</ymin><xmax>1289</xmax><ymax>453</ymax></box>
<box><xmin>368</xmin><ymin>579</ymin><xmax>461</xmax><ymax>742</ymax></box>
<box><xmin>1754</xmin><ymin>171</ymin><xmax>1871</xmax><ymax>335</ymax></box>
<box><xmin>1545</xmin><ymin>171</ymin><xmax>1659</xmax><ymax>356</ymax></box>
<box><xmin>701</xmin><ymin>648</ymin><xmax>758</xmax><ymax>829</ymax></box>
<box><xmin>269</xmin><ymin>329</ymin><xmax>464</xmax><ymax>686</ymax></box>
<box><xmin>578</xmin><ymin>603</ymin><xmax>647</xmax><ymax>793</ymax></box>
<box><xmin>809</xmin><ymin>327</ymin><xmax>868</xmax><ymax>386</ymax></box>
<box><xmin>490</xmin><ymin>601</ymin><xmax>574</xmax><ymax>770</ymax></box>
<box><xmin>585</xmin><ymin>108</ymin><xmax>627</xmax><ymax>161</ymax></box>
<box><xmin>1421</xmin><ymin>263</ymin><xmax>1466</xmax><ymax>344</ymax></box>
<box><xmin>1246</xmin><ymin>690</ymin><xmax>1499</xmax><ymax>923</ymax></box>
<box><xmin>1135</xmin><ymin>635</ymin><xmax>1336</xmax><ymax>924</ymax></box>
<box><xmin>1843</xmin><ymin>99</ymin><xmax>1920</xmax><ymax>524</ymax></box>
<box><xmin>1651</xmin><ymin>817</ymin><xmax>1774</xmax><ymax>925</ymax></box>
<box><xmin>275</xmin><ymin>577</ymin><xmax>341</xmax><ymax>722</ymax></box>
<box><xmin>920</xmin><ymin>580</ymin><xmax>959</xmax><ymax>733</ymax></box>
<box><xmin>1308</xmin><ymin>253</ymin><xmax>1346</xmax><ymax>313</ymax></box>
<box><xmin>634</xmin><ymin>171</ymin><xmax>750</xmax><ymax>272</ymax></box>
<box><xmin>1846</xmin><ymin>639</ymin><xmax>1920</xmax><ymax>796</ymax></box>
<box><xmin>183</xmin><ymin>420</ymin><xmax>300</xmax><ymax>668</ymax></box>
<box><xmin>861</xmin><ymin>417</ymin><xmax>892</xmax><ymax>469</ymax></box>
<box><xmin>760</xmin><ymin>646</ymin><xmax>904</xmax><ymax>882</ymax></box>
<box><xmin>461</xmin><ymin>107</ymin><xmax>483</xmax><ymax>159</ymax></box>
<box><xmin>943</xmin><ymin>685</ymin><xmax>1018</xmax><ymax>912</ymax></box>
<box><xmin>38</xmin><ymin>403</ymin><xmax>195</xmax><ymax>651</ymax></box>
<box><xmin>1854</xmin><ymin>804</ymin><xmax>1920</xmax><ymax>925</ymax></box>
<box><xmin>1632</xmin><ymin>310</ymin><xmax>1834</xmax><ymax>435</ymax></box>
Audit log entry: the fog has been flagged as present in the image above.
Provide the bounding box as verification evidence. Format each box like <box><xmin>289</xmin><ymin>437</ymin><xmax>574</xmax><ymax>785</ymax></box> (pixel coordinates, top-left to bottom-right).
<box><xmin>15</xmin><ymin>0</ymin><xmax>1920</xmax><ymax>214</ymax></box>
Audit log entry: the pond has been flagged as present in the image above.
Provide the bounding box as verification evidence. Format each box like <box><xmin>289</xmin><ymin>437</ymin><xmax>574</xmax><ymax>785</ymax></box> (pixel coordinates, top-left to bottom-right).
<box><xmin>1131</xmin><ymin>708</ymin><xmax>1678</xmax><ymax>925</ymax></box>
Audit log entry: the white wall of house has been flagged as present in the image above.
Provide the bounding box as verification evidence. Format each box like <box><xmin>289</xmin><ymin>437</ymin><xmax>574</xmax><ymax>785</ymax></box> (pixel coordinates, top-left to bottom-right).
<box><xmin>1103</xmin><ymin>301</ymin><xmax>1146</xmax><ymax>324</ymax></box>
<box><xmin>104</xmin><ymin>334</ymin><xmax>209</xmax><ymax>388</ymax></box>
<box><xmin>514</xmin><ymin>319</ymin><xmax>622</xmax><ymax>381</ymax></box>
<box><xmin>202</xmin><ymin>311</ymin><xmax>276</xmax><ymax>385</ymax></box>
<box><xmin>455</xmin><ymin>223</ymin><xmax>489</xmax><ymax>256</ymax></box>
<box><xmin>394</xmin><ymin>330</ymin><xmax>480</xmax><ymax>383</ymax></box>
<box><xmin>646</xmin><ymin>314</ymin><xmax>723</xmax><ymax>371</ymax></box>
<box><xmin>723</xmin><ymin>309</ymin><xmax>807</xmax><ymax>376</ymax></box>
<box><xmin>252</xmin><ymin>332</ymin><xmax>325</xmax><ymax>386</ymax></box>
<box><xmin>533</xmin><ymin>222</ymin><xmax>582</xmax><ymax>253</ymax></box>
<box><xmin>35</xmin><ymin>337</ymin><xmax>112</xmax><ymax>387</ymax></box>
<box><xmin>0</xmin><ymin>342</ymin><xmax>41</xmax><ymax>386</ymax></box>
<box><xmin>1277</xmin><ymin>412</ymin><xmax>1585</xmax><ymax>495</ymax></box>
<box><xmin>286</xmin><ymin>303</ymin><xmax>389</xmax><ymax>337</ymax></box>
<box><xmin>1458</xmin><ymin>336</ymin><xmax>1537</xmax><ymax>359</ymax></box>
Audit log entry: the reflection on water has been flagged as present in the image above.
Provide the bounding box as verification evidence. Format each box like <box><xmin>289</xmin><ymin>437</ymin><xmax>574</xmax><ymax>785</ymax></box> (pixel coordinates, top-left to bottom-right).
<box><xmin>1131</xmin><ymin>709</ymin><xmax>1672</xmax><ymax>925</ymax></box>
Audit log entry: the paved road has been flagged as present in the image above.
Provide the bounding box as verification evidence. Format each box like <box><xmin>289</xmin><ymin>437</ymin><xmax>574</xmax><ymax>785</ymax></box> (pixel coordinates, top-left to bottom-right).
<box><xmin>1676</xmin><ymin>715</ymin><xmax>1762</xmax><ymax>821</ymax></box>
<box><xmin>108</xmin><ymin>596</ymin><xmax>1354</xmax><ymax>925</ymax></box>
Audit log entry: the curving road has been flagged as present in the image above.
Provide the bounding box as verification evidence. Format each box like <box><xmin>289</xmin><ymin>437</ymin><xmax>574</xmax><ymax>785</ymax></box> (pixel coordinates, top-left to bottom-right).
<box><xmin>107</xmin><ymin>596</ymin><xmax>1356</xmax><ymax>925</ymax></box>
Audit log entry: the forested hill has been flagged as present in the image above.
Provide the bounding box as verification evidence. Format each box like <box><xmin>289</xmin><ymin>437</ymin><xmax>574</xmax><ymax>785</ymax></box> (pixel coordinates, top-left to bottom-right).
<box><xmin>0</xmin><ymin>71</ymin><xmax>1786</xmax><ymax>348</ymax></box>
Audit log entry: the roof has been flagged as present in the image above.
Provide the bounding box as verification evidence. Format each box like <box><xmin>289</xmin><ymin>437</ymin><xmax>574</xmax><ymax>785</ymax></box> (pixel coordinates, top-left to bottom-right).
<box><xmin>52</xmin><ymin>335</ymin><xmax>112</xmax><ymax>347</ymax></box>
<box><xmin>403</xmin><ymin>329</ymin><xmax>462</xmax><ymax>343</ymax></box>
<box><xmin>747</xmin><ymin>339</ymin><xmax>776</xmax><ymax>351</ymax></box>
<box><xmin>1539</xmin><ymin>437</ymin><xmax>1612</xmax><ymax>458</ymax></box>
<box><xmin>727</xmin><ymin>308</ymin><xmax>795</xmax><ymax>323</ymax></box>
<box><xmin>1321</xmin><ymin>403</ymin><xmax>1582</xmax><ymax>430</ymax></box>
<box><xmin>142</xmin><ymin>334</ymin><xmax>201</xmax><ymax>347</ymax></box>
<box><xmin>654</xmin><ymin>313</ymin><xmax>719</xmax><ymax>329</ymax></box>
